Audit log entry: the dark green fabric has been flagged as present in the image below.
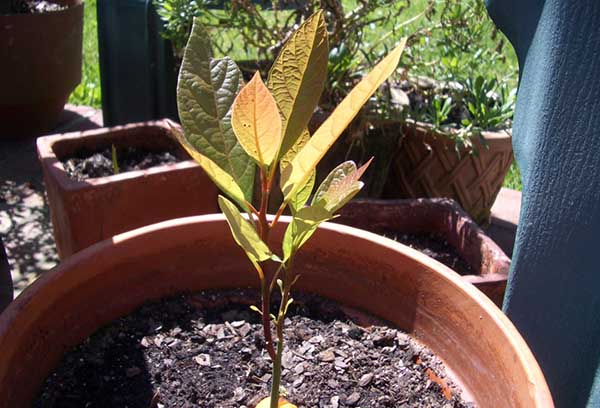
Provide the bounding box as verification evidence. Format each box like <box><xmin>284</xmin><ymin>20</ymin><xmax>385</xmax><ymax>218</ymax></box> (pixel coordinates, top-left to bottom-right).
<box><xmin>97</xmin><ymin>0</ymin><xmax>178</xmax><ymax>126</ymax></box>
<box><xmin>486</xmin><ymin>1</ymin><xmax>600</xmax><ymax>406</ymax></box>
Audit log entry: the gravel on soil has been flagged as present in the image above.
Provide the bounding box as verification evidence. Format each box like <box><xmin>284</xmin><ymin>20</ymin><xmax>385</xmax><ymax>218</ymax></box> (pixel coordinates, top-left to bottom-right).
<box><xmin>35</xmin><ymin>290</ymin><xmax>474</xmax><ymax>408</ymax></box>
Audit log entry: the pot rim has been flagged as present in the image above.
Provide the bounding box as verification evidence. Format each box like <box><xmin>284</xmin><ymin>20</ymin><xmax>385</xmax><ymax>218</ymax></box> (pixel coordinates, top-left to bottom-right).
<box><xmin>36</xmin><ymin>120</ymin><xmax>199</xmax><ymax>190</ymax></box>
<box><xmin>0</xmin><ymin>0</ymin><xmax>83</xmax><ymax>19</ymax></box>
<box><xmin>0</xmin><ymin>214</ymin><xmax>552</xmax><ymax>407</ymax></box>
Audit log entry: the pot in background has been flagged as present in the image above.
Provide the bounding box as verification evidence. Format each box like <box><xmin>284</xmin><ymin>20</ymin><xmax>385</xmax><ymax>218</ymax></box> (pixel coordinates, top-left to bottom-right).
<box><xmin>383</xmin><ymin>122</ymin><xmax>513</xmax><ymax>223</ymax></box>
<box><xmin>0</xmin><ymin>0</ymin><xmax>84</xmax><ymax>137</ymax></box>
<box><xmin>335</xmin><ymin>198</ymin><xmax>510</xmax><ymax>307</ymax></box>
<box><xmin>37</xmin><ymin>120</ymin><xmax>219</xmax><ymax>258</ymax></box>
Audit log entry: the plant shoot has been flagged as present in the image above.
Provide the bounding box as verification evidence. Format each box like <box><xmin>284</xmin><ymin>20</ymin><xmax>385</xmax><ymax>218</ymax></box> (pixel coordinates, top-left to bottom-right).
<box><xmin>173</xmin><ymin>11</ymin><xmax>405</xmax><ymax>408</ymax></box>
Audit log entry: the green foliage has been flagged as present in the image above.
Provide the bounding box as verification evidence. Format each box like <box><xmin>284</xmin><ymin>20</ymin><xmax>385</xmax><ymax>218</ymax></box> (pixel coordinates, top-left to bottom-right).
<box><xmin>111</xmin><ymin>144</ymin><xmax>119</xmax><ymax>175</ymax></box>
<box><xmin>69</xmin><ymin>0</ymin><xmax>101</xmax><ymax>108</ymax></box>
<box><xmin>218</xmin><ymin>195</ymin><xmax>272</xmax><ymax>264</ymax></box>
<box><xmin>176</xmin><ymin>12</ymin><xmax>404</xmax><ymax>407</ymax></box>
<box><xmin>463</xmin><ymin>76</ymin><xmax>516</xmax><ymax>131</ymax></box>
<box><xmin>176</xmin><ymin>20</ymin><xmax>256</xmax><ymax>205</ymax></box>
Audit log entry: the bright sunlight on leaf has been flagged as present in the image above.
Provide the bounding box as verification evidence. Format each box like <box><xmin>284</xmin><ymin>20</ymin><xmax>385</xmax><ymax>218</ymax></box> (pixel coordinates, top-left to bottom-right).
<box><xmin>280</xmin><ymin>129</ymin><xmax>315</xmax><ymax>213</ymax></box>
<box><xmin>218</xmin><ymin>195</ymin><xmax>272</xmax><ymax>263</ymax></box>
<box><xmin>280</xmin><ymin>39</ymin><xmax>407</xmax><ymax>202</ymax></box>
<box><xmin>312</xmin><ymin>159</ymin><xmax>372</xmax><ymax>212</ymax></box>
<box><xmin>232</xmin><ymin>72</ymin><xmax>283</xmax><ymax>167</ymax></box>
<box><xmin>168</xmin><ymin>121</ymin><xmax>248</xmax><ymax>209</ymax></box>
<box><xmin>177</xmin><ymin>19</ymin><xmax>255</xmax><ymax>202</ymax></box>
<box><xmin>267</xmin><ymin>10</ymin><xmax>328</xmax><ymax>160</ymax></box>
<box><xmin>282</xmin><ymin>205</ymin><xmax>332</xmax><ymax>261</ymax></box>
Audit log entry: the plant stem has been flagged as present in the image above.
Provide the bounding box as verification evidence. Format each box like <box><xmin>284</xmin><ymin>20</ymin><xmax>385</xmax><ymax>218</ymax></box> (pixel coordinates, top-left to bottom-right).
<box><xmin>258</xmin><ymin>166</ymin><xmax>276</xmax><ymax>361</ymax></box>
<box><xmin>270</xmin><ymin>263</ymin><xmax>294</xmax><ymax>408</ymax></box>
<box><xmin>260</xmin><ymin>267</ymin><xmax>276</xmax><ymax>361</ymax></box>
<box><xmin>270</xmin><ymin>331</ymin><xmax>283</xmax><ymax>408</ymax></box>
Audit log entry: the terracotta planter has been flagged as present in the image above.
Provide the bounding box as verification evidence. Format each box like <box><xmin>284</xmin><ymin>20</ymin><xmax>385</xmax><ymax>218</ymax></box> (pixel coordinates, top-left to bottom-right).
<box><xmin>37</xmin><ymin>120</ymin><xmax>219</xmax><ymax>258</ymax></box>
<box><xmin>383</xmin><ymin>122</ymin><xmax>514</xmax><ymax>223</ymax></box>
<box><xmin>0</xmin><ymin>215</ymin><xmax>552</xmax><ymax>407</ymax></box>
<box><xmin>335</xmin><ymin>198</ymin><xmax>510</xmax><ymax>307</ymax></box>
<box><xmin>0</xmin><ymin>0</ymin><xmax>84</xmax><ymax>137</ymax></box>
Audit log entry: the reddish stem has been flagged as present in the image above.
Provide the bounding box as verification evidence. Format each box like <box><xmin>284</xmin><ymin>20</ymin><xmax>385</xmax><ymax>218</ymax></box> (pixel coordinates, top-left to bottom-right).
<box><xmin>258</xmin><ymin>165</ymin><xmax>276</xmax><ymax>361</ymax></box>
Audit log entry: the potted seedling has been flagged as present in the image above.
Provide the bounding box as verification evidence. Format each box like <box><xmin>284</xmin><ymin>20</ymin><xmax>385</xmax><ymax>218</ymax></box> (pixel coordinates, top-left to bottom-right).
<box><xmin>171</xmin><ymin>12</ymin><xmax>401</xmax><ymax>404</ymax></box>
<box><xmin>0</xmin><ymin>10</ymin><xmax>551</xmax><ymax>408</ymax></box>
<box><xmin>0</xmin><ymin>0</ymin><xmax>84</xmax><ymax>137</ymax></box>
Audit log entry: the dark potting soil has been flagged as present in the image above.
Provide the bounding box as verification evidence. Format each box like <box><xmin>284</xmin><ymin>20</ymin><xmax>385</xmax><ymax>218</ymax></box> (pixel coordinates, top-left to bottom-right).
<box><xmin>35</xmin><ymin>290</ymin><xmax>474</xmax><ymax>408</ymax></box>
<box><xmin>62</xmin><ymin>147</ymin><xmax>180</xmax><ymax>181</ymax></box>
<box><xmin>5</xmin><ymin>0</ymin><xmax>67</xmax><ymax>14</ymax></box>
<box><xmin>381</xmin><ymin>232</ymin><xmax>473</xmax><ymax>276</ymax></box>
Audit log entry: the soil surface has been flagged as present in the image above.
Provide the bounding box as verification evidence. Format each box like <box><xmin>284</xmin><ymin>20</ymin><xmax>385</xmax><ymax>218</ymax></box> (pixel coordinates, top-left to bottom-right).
<box><xmin>63</xmin><ymin>147</ymin><xmax>180</xmax><ymax>181</ymax></box>
<box><xmin>35</xmin><ymin>290</ymin><xmax>474</xmax><ymax>408</ymax></box>
<box><xmin>4</xmin><ymin>0</ymin><xmax>67</xmax><ymax>14</ymax></box>
<box><xmin>382</xmin><ymin>232</ymin><xmax>473</xmax><ymax>276</ymax></box>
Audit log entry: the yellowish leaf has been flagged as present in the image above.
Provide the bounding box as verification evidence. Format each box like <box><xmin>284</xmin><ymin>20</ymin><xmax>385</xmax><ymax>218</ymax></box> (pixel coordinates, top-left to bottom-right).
<box><xmin>218</xmin><ymin>195</ymin><xmax>272</xmax><ymax>263</ymax></box>
<box><xmin>282</xmin><ymin>205</ymin><xmax>332</xmax><ymax>261</ymax></box>
<box><xmin>280</xmin><ymin>39</ymin><xmax>407</xmax><ymax>201</ymax></box>
<box><xmin>168</xmin><ymin>121</ymin><xmax>248</xmax><ymax>209</ymax></box>
<box><xmin>268</xmin><ymin>10</ymin><xmax>328</xmax><ymax>159</ymax></box>
<box><xmin>232</xmin><ymin>72</ymin><xmax>283</xmax><ymax>166</ymax></box>
<box><xmin>312</xmin><ymin>158</ymin><xmax>372</xmax><ymax>212</ymax></box>
<box><xmin>280</xmin><ymin>129</ymin><xmax>315</xmax><ymax>213</ymax></box>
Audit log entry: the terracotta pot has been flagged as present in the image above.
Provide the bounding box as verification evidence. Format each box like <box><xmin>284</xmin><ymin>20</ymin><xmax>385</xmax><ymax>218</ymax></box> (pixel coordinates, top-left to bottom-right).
<box><xmin>335</xmin><ymin>198</ymin><xmax>510</xmax><ymax>307</ymax></box>
<box><xmin>0</xmin><ymin>215</ymin><xmax>552</xmax><ymax>407</ymax></box>
<box><xmin>383</xmin><ymin>122</ymin><xmax>514</xmax><ymax>223</ymax></box>
<box><xmin>0</xmin><ymin>0</ymin><xmax>84</xmax><ymax>138</ymax></box>
<box><xmin>36</xmin><ymin>120</ymin><xmax>219</xmax><ymax>258</ymax></box>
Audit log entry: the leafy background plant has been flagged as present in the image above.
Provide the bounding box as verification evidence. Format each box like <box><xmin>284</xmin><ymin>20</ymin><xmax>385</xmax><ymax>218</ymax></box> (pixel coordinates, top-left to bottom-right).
<box><xmin>155</xmin><ymin>0</ymin><xmax>520</xmax><ymax>174</ymax></box>
<box><xmin>72</xmin><ymin>0</ymin><xmax>522</xmax><ymax>189</ymax></box>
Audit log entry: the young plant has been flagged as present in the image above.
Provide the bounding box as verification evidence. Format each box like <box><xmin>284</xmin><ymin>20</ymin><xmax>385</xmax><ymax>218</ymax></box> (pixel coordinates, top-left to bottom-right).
<box><xmin>172</xmin><ymin>11</ymin><xmax>405</xmax><ymax>408</ymax></box>
<box><xmin>111</xmin><ymin>144</ymin><xmax>120</xmax><ymax>175</ymax></box>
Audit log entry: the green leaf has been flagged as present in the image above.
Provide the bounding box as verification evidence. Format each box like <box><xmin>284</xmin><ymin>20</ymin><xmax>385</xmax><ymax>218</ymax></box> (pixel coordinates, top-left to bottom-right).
<box><xmin>280</xmin><ymin>129</ymin><xmax>314</xmax><ymax>213</ymax></box>
<box><xmin>168</xmin><ymin>121</ymin><xmax>248</xmax><ymax>209</ymax></box>
<box><xmin>177</xmin><ymin>19</ymin><xmax>256</xmax><ymax>203</ymax></box>
<box><xmin>280</xmin><ymin>39</ymin><xmax>407</xmax><ymax>202</ymax></box>
<box><xmin>218</xmin><ymin>195</ymin><xmax>272</xmax><ymax>263</ymax></box>
<box><xmin>267</xmin><ymin>10</ymin><xmax>329</xmax><ymax>160</ymax></box>
<box><xmin>290</xmin><ymin>171</ymin><xmax>315</xmax><ymax>213</ymax></box>
<box><xmin>282</xmin><ymin>205</ymin><xmax>332</xmax><ymax>261</ymax></box>
<box><xmin>231</xmin><ymin>72</ymin><xmax>283</xmax><ymax>166</ymax></box>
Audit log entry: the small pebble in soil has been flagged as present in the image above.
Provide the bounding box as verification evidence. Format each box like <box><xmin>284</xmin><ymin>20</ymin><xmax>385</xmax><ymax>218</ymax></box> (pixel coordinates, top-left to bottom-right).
<box><xmin>34</xmin><ymin>290</ymin><xmax>476</xmax><ymax>408</ymax></box>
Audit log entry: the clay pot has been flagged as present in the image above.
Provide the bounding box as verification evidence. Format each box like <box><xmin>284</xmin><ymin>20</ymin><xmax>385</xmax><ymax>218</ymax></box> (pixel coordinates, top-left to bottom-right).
<box><xmin>383</xmin><ymin>122</ymin><xmax>514</xmax><ymax>223</ymax></box>
<box><xmin>0</xmin><ymin>0</ymin><xmax>84</xmax><ymax>137</ymax></box>
<box><xmin>37</xmin><ymin>120</ymin><xmax>219</xmax><ymax>258</ymax></box>
<box><xmin>335</xmin><ymin>198</ymin><xmax>510</xmax><ymax>307</ymax></box>
<box><xmin>0</xmin><ymin>215</ymin><xmax>552</xmax><ymax>407</ymax></box>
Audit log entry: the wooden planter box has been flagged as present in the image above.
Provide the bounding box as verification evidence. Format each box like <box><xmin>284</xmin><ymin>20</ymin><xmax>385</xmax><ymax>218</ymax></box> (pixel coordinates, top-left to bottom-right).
<box><xmin>37</xmin><ymin>120</ymin><xmax>219</xmax><ymax>258</ymax></box>
<box><xmin>335</xmin><ymin>198</ymin><xmax>510</xmax><ymax>306</ymax></box>
<box><xmin>383</xmin><ymin>123</ymin><xmax>514</xmax><ymax>223</ymax></box>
